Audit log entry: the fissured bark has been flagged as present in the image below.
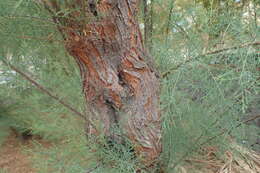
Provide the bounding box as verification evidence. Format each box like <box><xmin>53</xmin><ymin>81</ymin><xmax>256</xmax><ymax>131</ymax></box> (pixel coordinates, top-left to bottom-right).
<box><xmin>44</xmin><ymin>0</ymin><xmax>161</xmax><ymax>163</ymax></box>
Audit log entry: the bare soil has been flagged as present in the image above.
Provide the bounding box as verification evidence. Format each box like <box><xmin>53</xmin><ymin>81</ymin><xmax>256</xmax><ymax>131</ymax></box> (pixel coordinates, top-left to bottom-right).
<box><xmin>0</xmin><ymin>131</ymin><xmax>51</xmax><ymax>173</ymax></box>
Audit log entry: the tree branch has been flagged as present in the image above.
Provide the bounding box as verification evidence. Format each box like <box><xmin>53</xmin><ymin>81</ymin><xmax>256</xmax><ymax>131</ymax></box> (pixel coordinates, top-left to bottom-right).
<box><xmin>162</xmin><ymin>41</ymin><xmax>260</xmax><ymax>78</ymax></box>
<box><xmin>1</xmin><ymin>59</ymin><xmax>96</xmax><ymax>130</ymax></box>
<box><xmin>204</xmin><ymin>41</ymin><xmax>260</xmax><ymax>56</ymax></box>
<box><xmin>172</xmin><ymin>114</ymin><xmax>260</xmax><ymax>169</ymax></box>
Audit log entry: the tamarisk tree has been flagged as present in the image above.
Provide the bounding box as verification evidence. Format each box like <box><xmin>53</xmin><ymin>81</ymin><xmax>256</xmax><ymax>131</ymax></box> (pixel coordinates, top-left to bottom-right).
<box><xmin>38</xmin><ymin>0</ymin><xmax>161</xmax><ymax>163</ymax></box>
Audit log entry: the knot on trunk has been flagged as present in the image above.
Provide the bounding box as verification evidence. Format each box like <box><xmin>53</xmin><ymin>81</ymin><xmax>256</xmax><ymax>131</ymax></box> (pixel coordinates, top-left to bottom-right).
<box><xmin>88</xmin><ymin>0</ymin><xmax>98</xmax><ymax>16</ymax></box>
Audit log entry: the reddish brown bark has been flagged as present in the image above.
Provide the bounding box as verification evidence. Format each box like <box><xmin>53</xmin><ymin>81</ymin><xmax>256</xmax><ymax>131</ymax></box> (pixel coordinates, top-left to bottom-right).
<box><xmin>41</xmin><ymin>0</ymin><xmax>161</xmax><ymax>163</ymax></box>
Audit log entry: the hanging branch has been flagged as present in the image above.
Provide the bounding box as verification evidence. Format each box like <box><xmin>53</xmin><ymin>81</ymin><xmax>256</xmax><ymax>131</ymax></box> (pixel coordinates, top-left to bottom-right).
<box><xmin>1</xmin><ymin>59</ymin><xmax>96</xmax><ymax>130</ymax></box>
<box><xmin>162</xmin><ymin>41</ymin><xmax>260</xmax><ymax>78</ymax></box>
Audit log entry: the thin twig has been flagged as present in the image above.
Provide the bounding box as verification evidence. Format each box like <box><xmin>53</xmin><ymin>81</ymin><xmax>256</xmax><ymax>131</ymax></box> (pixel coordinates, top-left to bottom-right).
<box><xmin>85</xmin><ymin>164</ymin><xmax>101</xmax><ymax>173</ymax></box>
<box><xmin>204</xmin><ymin>41</ymin><xmax>260</xmax><ymax>56</ymax></box>
<box><xmin>3</xmin><ymin>15</ymin><xmax>55</xmax><ymax>24</ymax></box>
<box><xmin>40</xmin><ymin>0</ymin><xmax>67</xmax><ymax>41</ymax></box>
<box><xmin>162</xmin><ymin>41</ymin><xmax>260</xmax><ymax>78</ymax></box>
<box><xmin>200</xmin><ymin>114</ymin><xmax>260</xmax><ymax>147</ymax></box>
<box><xmin>171</xmin><ymin>114</ymin><xmax>260</xmax><ymax>169</ymax></box>
<box><xmin>1</xmin><ymin>59</ymin><xmax>96</xmax><ymax>130</ymax></box>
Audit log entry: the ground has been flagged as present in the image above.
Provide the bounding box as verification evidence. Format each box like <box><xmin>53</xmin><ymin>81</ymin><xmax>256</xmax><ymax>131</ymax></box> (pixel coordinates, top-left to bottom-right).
<box><xmin>0</xmin><ymin>128</ymin><xmax>259</xmax><ymax>173</ymax></box>
<box><xmin>0</xmin><ymin>130</ymin><xmax>50</xmax><ymax>173</ymax></box>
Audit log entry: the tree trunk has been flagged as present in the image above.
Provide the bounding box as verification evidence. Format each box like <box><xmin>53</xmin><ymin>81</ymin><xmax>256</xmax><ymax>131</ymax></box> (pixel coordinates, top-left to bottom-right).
<box><xmin>41</xmin><ymin>0</ymin><xmax>161</xmax><ymax>163</ymax></box>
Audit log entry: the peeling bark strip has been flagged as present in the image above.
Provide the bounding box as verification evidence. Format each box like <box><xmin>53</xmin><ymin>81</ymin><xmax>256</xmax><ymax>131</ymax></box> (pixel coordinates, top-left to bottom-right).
<box><xmin>40</xmin><ymin>0</ymin><xmax>161</xmax><ymax>163</ymax></box>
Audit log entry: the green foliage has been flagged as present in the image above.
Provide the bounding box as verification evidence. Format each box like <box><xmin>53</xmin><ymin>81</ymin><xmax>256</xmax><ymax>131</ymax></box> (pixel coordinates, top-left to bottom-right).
<box><xmin>26</xmin><ymin>135</ymin><xmax>138</xmax><ymax>173</ymax></box>
<box><xmin>0</xmin><ymin>169</ymin><xmax>8</xmax><ymax>173</ymax></box>
<box><xmin>0</xmin><ymin>117</ymin><xmax>11</xmax><ymax>146</ymax></box>
<box><xmin>159</xmin><ymin>51</ymin><xmax>259</xmax><ymax>171</ymax></box>
<box><xmin>151</xmin><ymin>0</ymin><xmax>259</xmax><ymax>171</ymax></box>
<box><xmin>0</xmin><ymin>89</ymin><xmax>17</xmax><ymax>145</ymax></box>
<box><xmin>0</xmin><ymin>60</ymin><xmax>84</xmax><ymax>141</ymax></box>
<box><xmin>0</xmin><ymin>0</ymin><xmax>86</xmax><ymax>140</ymax></box>
<box><xmin>0</xmin><ymin>0</ymin><xmax>259</xmax><ymax>172</ymax></box>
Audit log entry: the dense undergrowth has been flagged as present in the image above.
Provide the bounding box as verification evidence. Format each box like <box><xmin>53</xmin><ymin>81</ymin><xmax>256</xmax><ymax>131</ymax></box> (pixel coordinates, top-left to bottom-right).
<box><xmin>0</xmin><ymin>0</ymin><xmax>259</xmax><ymax>172</ymax></box>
